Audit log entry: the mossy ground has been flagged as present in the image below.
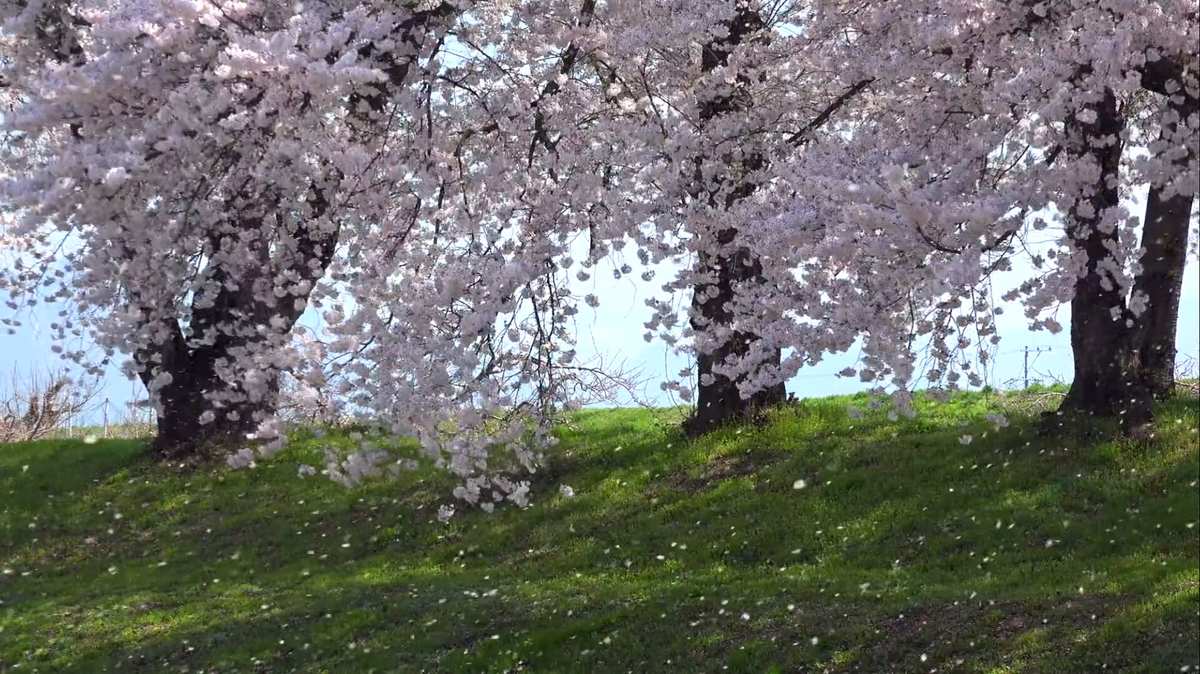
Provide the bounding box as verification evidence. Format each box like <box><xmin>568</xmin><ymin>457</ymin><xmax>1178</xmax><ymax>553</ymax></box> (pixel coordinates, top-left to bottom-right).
<box><xmin>1</xmin><ymin>391</ymin><xmax>1197</xmax><ymax>673</ymax></box>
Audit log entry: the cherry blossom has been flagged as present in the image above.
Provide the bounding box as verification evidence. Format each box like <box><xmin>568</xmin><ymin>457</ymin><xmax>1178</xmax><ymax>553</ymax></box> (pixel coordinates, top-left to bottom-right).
<box><xmin>2</xmin><ymin>0</ymin><xmax>1194</xmax><ymax>508</ymax></box>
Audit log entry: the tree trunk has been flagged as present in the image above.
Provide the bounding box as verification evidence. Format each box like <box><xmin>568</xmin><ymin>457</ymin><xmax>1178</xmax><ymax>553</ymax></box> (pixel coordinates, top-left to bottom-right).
<box><xmin>1059</xmin><ymin>81</ymin><xmax>1197</xmax><ymax>434</ymax></box>
<box><xmin>149</xmin><ymin>352</ymin><xmax>276</xmax><ymax>457</ymax></box>
<box><xmin>136</xmin><ymin>6</ymin><xmax>452</xmax><ymax>457</ymax></box>
<box><xmin>142</xmin><ymin>196</ymin><xmax>337</xmax><ymax>458</ymax></box>
<box><xmin>687</xmin><ymin>233</ymin><xmax>788</xmax><ymax>436</ymax></box>
<box><xmin>139</xmin><ymin>278</ymin><xmax>288</xmax><ymax>458</ymax></box>
<box><xmin>1059</xmin><ymin>88</ymin><xmax>1145</xmax><ymax>422</ymax></box>
<box><xmin>684</xmin><ymin>2</ymin><xmax>785</xmax><ymax>437</ymax></box>
<box><xmin>1128</xmin><ymin>90</ymin><xmax>1199</xmax><ymax>401</ymax></box>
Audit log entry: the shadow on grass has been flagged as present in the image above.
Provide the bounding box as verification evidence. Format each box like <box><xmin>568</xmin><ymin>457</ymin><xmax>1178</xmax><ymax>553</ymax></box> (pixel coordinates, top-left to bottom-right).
<box><xmin>1</xmin><ymin>394</ymin><xmax>1196</xmax><ymax>673</ymax></box>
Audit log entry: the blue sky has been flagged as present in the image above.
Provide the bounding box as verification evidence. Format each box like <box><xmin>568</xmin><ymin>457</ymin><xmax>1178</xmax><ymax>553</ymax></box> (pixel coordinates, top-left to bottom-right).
<box><xmin>5</xmin><ymin>243</ymin><xmax>1194</xmax><ymax>424</ymax></box>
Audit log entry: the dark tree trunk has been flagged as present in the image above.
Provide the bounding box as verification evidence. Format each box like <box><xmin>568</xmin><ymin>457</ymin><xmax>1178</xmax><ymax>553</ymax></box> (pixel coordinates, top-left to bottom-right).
<box><xmin>1059</xmin><ymin>77</ymin><xmax>1197</xmax><ymax>434</ymax></box>
<box><xmin>148</xmin><ymin>348</ymin><xmax>277</xmax><ymax>457</ymax></box>
<box><xmin>1127</xmin><ymin>90</ymin><xmax>1199</xmax><ymax>401</ymax></box>
<box><xmin>687</xmin><ymin>234</ymin><xmax>788</xmax><ymax>436</ymax></box>
<box><xmin>685</xmin><ymin>2</ymin><xmax>785</xmax><ymax>437</ymax></box>
<box><xmin>1059</xmin><ymin>88</ymin><xmax>1144</xmax><ymax>421</ymax></box>
<box><xmin>141</xmin><ymin>196</ymin><xmax>337</xmax><ymax>458</ymax></box>
<box><xmin>135</xmin><ymin>7</ymin><xmax>453</xmax><ymax>457</ymax></box>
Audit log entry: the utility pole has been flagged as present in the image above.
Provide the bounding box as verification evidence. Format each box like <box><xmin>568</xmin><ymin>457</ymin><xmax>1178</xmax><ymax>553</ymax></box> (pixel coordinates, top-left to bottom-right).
<box><xmin>1024</xmin><ymin>346</ymin><xmax>1029</xmax><ymax>390</ymax></box>
<box><xmin>1023</xmin><ymin>346</ymin><xmax>1052</xmax><ymax>389</ymax></box>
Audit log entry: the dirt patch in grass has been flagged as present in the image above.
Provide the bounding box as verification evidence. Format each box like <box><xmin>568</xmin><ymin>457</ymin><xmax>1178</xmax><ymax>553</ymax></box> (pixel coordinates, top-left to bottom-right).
<box><xmin>667</xmin><ymin>452</ymin><xmax>781</xmax><ymax>493</ymax></box>
<box><xmin>833</xmin><ymin>595</ymin><xmax>1125</xmax><ymax>673</ymax></box>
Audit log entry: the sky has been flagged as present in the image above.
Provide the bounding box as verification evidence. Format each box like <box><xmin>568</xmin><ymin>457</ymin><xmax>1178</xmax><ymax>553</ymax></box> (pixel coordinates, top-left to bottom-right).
<box><xmin>3</xmin><ymin>239</ymin><xmax>1195</xmax><ymax>425</ymax></box>
<box><xmin>570</xmin><ymin>246</ymin><xmax>1200</xmax><ymax>405</ymax></box>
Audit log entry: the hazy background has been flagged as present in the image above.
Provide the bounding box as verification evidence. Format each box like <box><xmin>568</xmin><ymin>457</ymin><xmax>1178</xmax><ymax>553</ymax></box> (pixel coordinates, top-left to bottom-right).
<box><xmin>4</xmin><ymin>243</ymin><xmax>1195</xmax><ymax>426</ymax></box>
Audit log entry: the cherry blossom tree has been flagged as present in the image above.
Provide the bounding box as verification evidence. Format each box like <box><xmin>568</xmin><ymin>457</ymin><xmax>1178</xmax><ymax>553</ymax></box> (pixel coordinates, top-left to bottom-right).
<box><xmin>0</xmin><ymin>0</ymin><xmax>660</xmax><ymax>504</ymax></box>
<box><xmin>756</xmin><ymin>0</ymin><xmax>1198</xmax><ymax>430</ymax></box>
<box><xmin>1</xmin><ymin>0</ymin><xmax>460</xmax><ymax>455</ymax></box>
<box><xmin>309</xmin><ymin>0</ymin><xmax>877</xmax><ymax>501</ymax></box>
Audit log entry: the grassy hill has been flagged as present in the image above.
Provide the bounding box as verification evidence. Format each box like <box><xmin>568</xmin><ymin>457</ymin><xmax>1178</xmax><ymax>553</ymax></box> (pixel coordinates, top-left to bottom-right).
<box><xmin>1</xmin><ymin>391</ymin><xmax>1197</xmax><ymax>673</ymax></box>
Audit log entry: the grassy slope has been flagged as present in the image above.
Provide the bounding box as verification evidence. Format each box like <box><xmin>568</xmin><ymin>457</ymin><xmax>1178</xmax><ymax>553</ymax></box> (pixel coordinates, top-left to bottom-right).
<box><xmin>1</xmin><ymin>392</ymin><xmax>1197</xmax><ymax>674</ymax></box>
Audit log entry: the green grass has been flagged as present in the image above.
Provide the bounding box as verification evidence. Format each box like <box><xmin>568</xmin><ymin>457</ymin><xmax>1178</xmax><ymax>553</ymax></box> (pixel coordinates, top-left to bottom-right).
<box><xmin>1</xmin><ymin>391</ymin><xmax>1197</xmax><ymax>673</ymax></box>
